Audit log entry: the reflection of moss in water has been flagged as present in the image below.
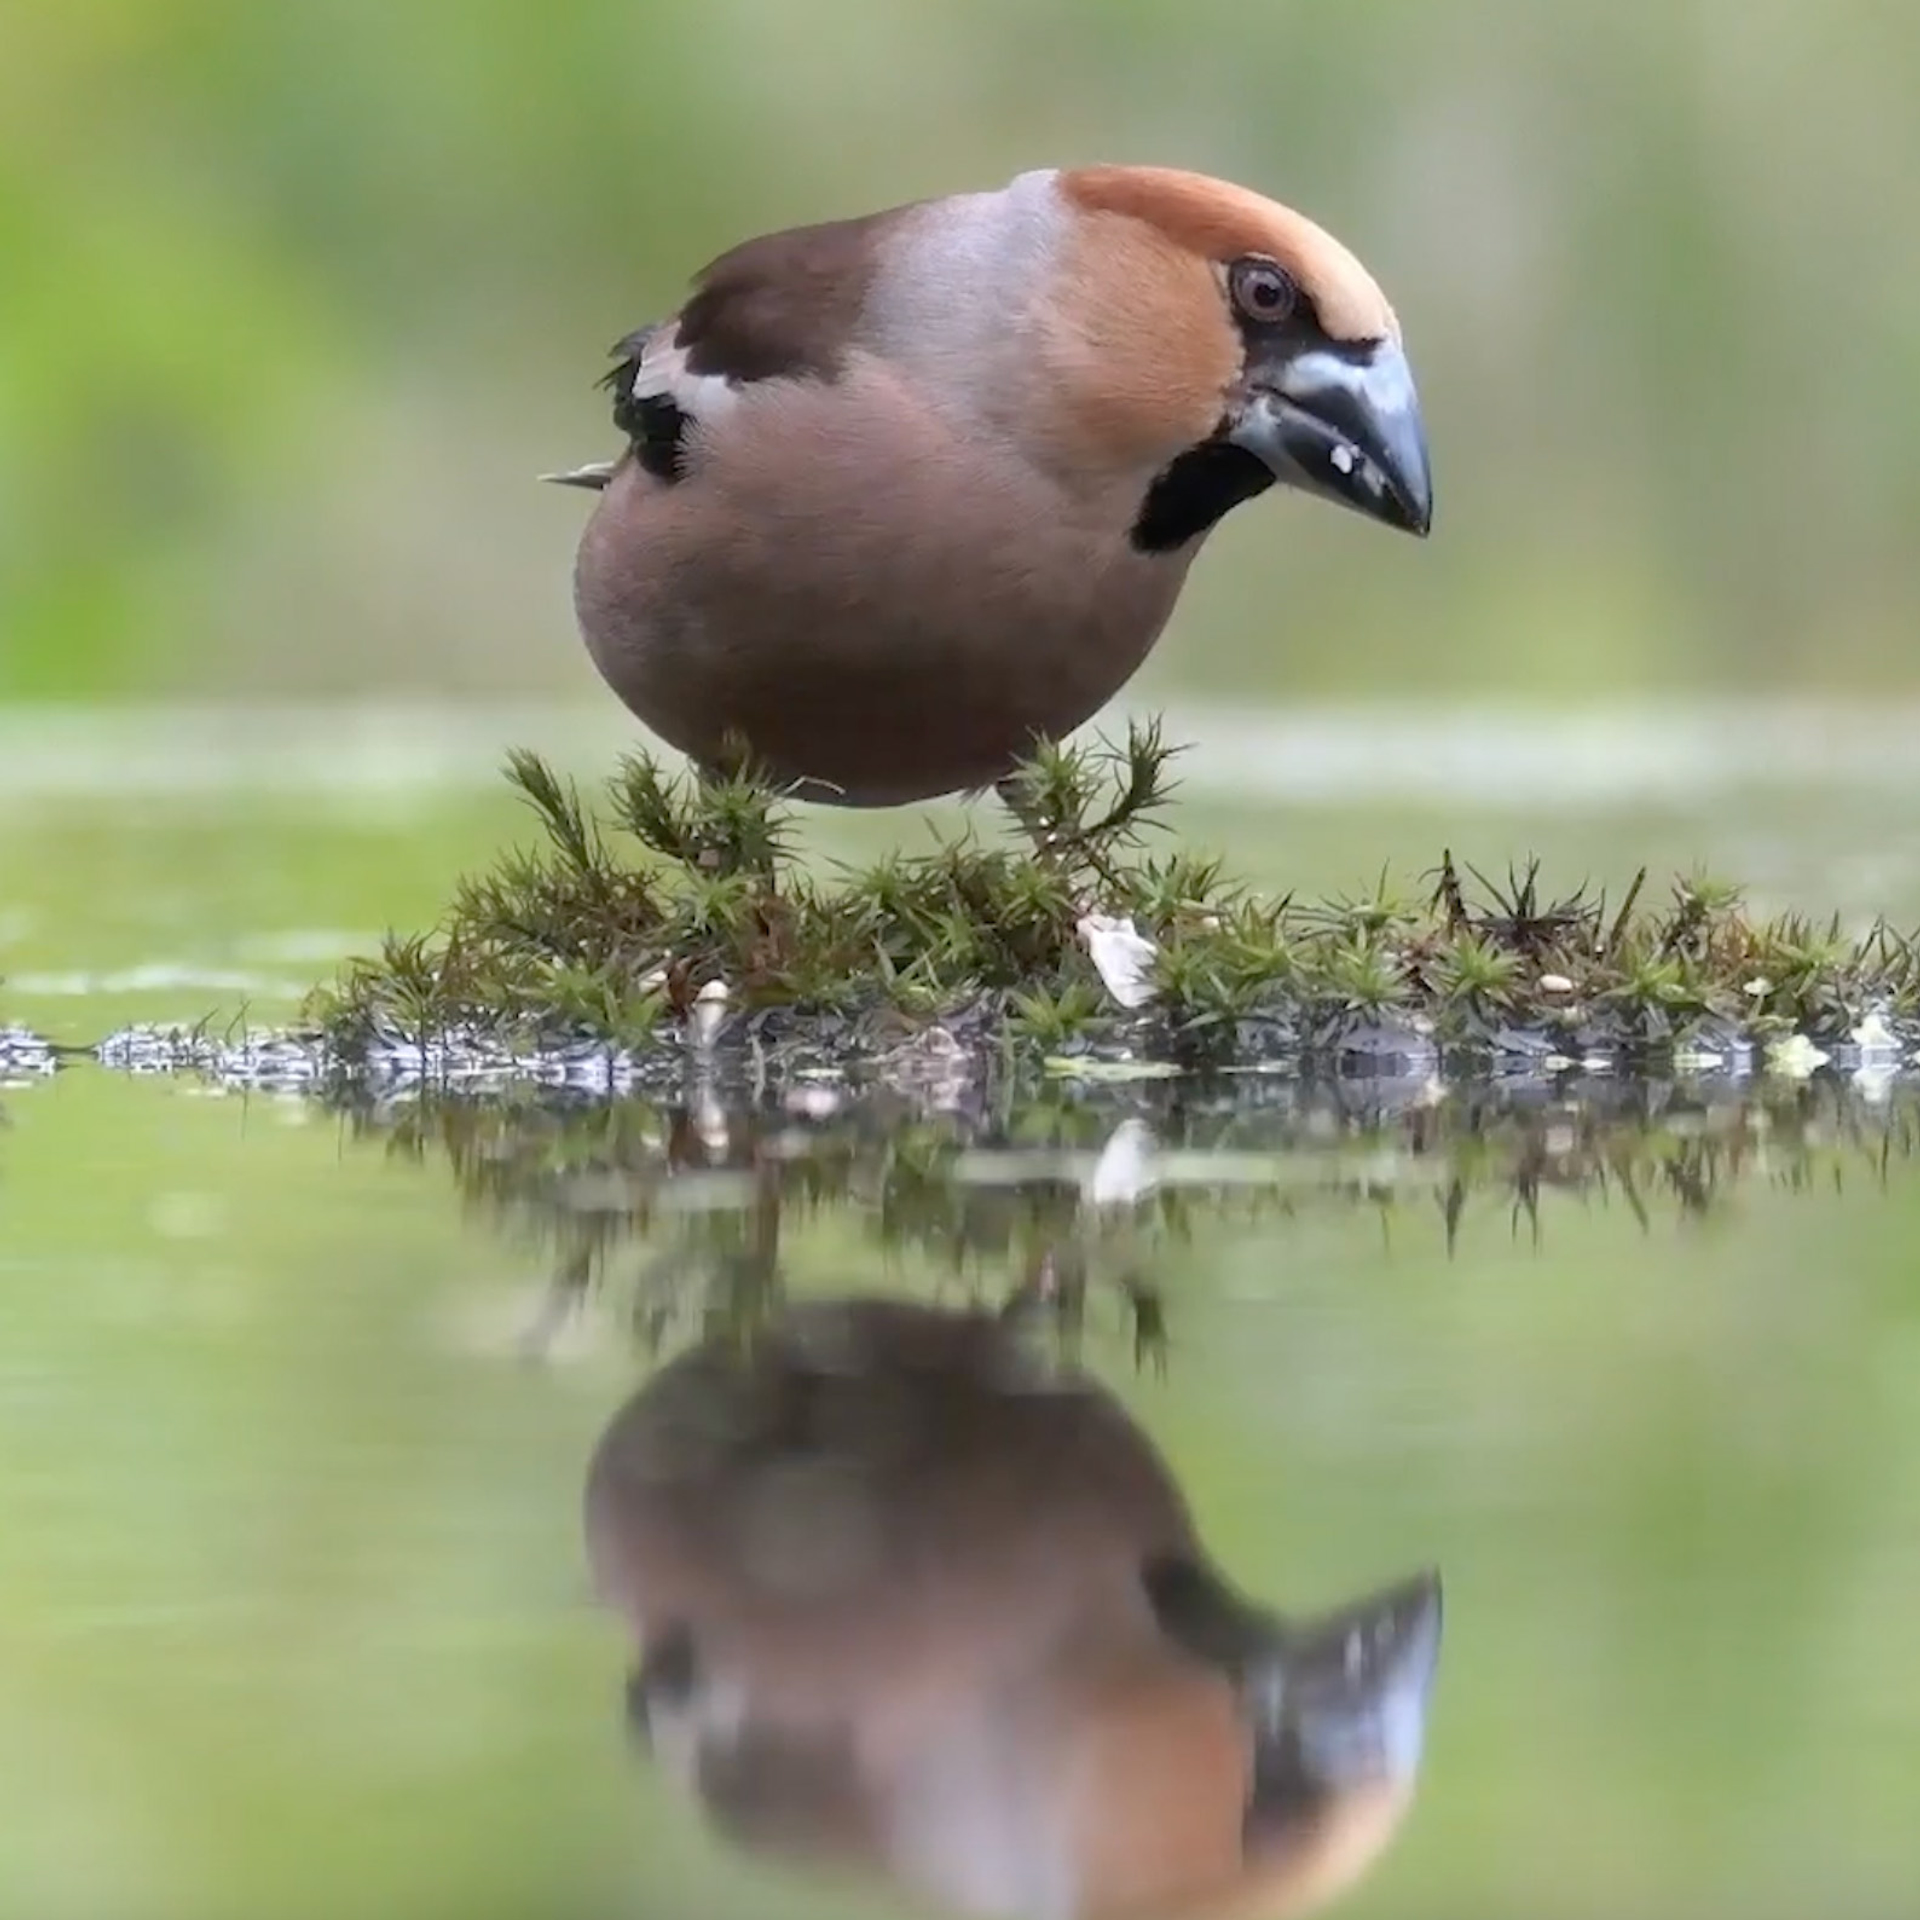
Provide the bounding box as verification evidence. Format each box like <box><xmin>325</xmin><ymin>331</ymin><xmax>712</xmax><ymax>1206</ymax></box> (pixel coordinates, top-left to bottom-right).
<box><xmin>300</xmin><ymin>731</ymin><xmax>1920</xmax><ymax>1081</ymax></box>
<box><xmin>340</xmin><ymin>1073</ymin><xmax>1919</xmax><ymax>1362</ymax></box>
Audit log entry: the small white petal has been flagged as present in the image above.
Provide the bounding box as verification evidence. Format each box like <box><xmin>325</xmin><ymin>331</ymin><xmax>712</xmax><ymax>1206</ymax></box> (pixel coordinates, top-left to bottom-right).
<box><xmin>1852</xmin><ymin>1008</ymin><xmax>1897</xmax><ymax>1052</ymax></box>
<box><xmin>1078</xmin><ymin>913</ymin><xmax>1159</xmax><ymax>1009</ymax></box>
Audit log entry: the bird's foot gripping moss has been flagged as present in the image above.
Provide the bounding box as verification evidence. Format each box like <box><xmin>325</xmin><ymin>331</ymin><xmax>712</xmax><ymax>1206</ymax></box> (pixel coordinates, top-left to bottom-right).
<box><xmin>301</xmin><ymin>732</ymin><xmax>1920</xmax><ymax>1086</ymax></box>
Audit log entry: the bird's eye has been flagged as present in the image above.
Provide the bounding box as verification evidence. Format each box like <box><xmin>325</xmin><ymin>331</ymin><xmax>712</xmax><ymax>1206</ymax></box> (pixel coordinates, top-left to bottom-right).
<box><xmin>1229</xmin><ymin>258</ymin><xmax>1298</xmax><ymax>325</ymax></box>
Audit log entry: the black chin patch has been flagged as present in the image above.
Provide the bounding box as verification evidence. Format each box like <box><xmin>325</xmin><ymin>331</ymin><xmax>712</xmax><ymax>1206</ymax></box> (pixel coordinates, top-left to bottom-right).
<box><xmin>1130</xmin><ymin>438</ymin><xmax>1275</xmax><ymax>554</ymax></box>
<box><xmin>1140</xmin><ymin>1552</ymin><xmax>1268</xmax><ymax>1673</ymax></box>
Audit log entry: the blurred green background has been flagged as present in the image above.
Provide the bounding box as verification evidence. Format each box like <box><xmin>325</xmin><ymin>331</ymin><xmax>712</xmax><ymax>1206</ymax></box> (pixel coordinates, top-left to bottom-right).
<box><xmin>7</xmin><ymin>0</ymin><xmax>1919</xmax><ymax>710</ymax></box>
<box><xmin>7</xmin><ymin>13</ymin><xmax>1920</xmax><ymax>1913</ymax></box>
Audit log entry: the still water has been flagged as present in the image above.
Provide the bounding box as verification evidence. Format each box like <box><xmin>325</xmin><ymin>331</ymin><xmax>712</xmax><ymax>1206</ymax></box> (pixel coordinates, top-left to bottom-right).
<box><xmin>4</xmin><ymin>715</ymin><xmax>1920</xmax><ymax>1919</ymax></box>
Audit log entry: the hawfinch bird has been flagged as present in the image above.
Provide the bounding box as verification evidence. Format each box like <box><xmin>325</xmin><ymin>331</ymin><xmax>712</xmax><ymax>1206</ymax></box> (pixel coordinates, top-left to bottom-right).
<box><xmin>584</xmin><ymin>1298</ymin><xmax>1443</xmax><ymax>1920</ymax></box>
<box><xmin>548</xmin><ymin>166</ymin><xmax>1432</xmax><ymax>807</ymax></box>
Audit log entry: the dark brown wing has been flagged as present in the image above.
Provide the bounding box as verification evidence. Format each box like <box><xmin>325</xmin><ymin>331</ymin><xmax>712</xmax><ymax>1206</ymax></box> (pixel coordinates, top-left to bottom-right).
<box><xmin>589</xmin><ymin>202</ymin><xmax>915</xmax><ymax>484</ymax></box>
<box><xmin>673</xmin><ymin>205</ymin><xmax>912</xmax><ymax>384</ymax></box>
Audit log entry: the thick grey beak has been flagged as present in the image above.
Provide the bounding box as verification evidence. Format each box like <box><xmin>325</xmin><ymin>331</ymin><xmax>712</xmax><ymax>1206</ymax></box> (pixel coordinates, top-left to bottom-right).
<box><xmin>1231</xmin><ymin>338</ymin><xmax>1433</xmax><ymax>537</ymax></box>
<box><xmin>1250</xmin><ymin>1568</ymin><xmax>1443</xmax><ymax>1790</ymax></box>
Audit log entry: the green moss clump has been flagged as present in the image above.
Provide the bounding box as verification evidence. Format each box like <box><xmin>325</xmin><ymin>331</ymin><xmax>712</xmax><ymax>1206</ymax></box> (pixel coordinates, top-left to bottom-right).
<box><xmin>303</xmin><ymin>726</ymin><xmax>1920</xmax><ymax>1076</ymax></box>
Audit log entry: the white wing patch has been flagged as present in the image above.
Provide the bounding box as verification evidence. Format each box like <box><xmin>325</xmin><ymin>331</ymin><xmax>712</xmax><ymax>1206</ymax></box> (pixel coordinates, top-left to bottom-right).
<box><xmin>627</xmin><ymin>326</ymin><xmax>744</xmax><ymax>422</ymax></box>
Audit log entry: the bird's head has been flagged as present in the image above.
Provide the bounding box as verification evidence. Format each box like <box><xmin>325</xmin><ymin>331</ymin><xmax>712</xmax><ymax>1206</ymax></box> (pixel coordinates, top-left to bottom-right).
<box><xmin>1142</xmin><ymin>1555</ymin><xmax>1444</xmax><ymax>1912</ymax></box>
<box><xmin>1031</xmin><ymin>165</ymin><xmax>1432</xmax><ymax>550</ymax></box>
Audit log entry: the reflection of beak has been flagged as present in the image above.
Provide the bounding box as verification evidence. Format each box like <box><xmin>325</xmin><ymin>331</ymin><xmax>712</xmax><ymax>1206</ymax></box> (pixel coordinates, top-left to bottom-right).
<box><xmin>1229</xmin><ymin>337</ymin><xmax>1433</xmax><ymax>537</ymax></box>
<box><xmin>1144</xmin><ymin>1557</ymin><xmax>1442</xmax><ymax>1790</ymax></box>
<box><xmin>1250</xmin><ymin>1568</ymin><xmax>1444</xmax><ymax>1791</ymax></box>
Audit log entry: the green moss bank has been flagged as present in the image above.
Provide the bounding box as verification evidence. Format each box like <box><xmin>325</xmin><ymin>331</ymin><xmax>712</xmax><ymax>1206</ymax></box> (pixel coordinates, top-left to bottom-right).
<box><xmin>291</xmin><ymin>727</ymin><xmax>1920</xmax><ymax>1090</ymax></box>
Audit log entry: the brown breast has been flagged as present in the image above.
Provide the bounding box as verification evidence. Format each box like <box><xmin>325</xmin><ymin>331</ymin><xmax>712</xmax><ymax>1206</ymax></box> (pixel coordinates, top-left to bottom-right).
<box><xmin>570</xmin><ymin>364</ymin><xmax>1196</xmax><ymax>806</ymax></box>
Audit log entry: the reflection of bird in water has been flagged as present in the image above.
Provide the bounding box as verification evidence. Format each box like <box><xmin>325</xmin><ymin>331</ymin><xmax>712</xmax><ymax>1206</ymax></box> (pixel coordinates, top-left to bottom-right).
<box><xmin>583</xmin><ymin>1298</ymin><xmax>1442</xmax><ymax>1920</ymax></box>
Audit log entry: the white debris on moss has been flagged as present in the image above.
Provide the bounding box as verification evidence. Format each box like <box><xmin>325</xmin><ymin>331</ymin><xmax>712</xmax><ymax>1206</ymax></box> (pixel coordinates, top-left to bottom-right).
<box><xmin>1764</xmin><ymin>1033</ymin><xmax>1831</xmax><ymax>1079</ymax></box>
<box><xmin>333</xmin><ymin>1023</ymin><xmax>648</xmax><ymax>1094</ymax></box>
<box><xmin>80</xmin><ymin>1021</ymin><xmax>652</xmax><ymax>1095</ymax></box>
<box><xmin>0</xmin><ymin>990</ymin><xmax>1912</xmax><ymax>1101</ymax></box>
<box><xmin>1851</xmin><ymin>1005</ymin><xmax>1902</xmax><ymax>1063</ymax></box>
<box><xmin>0</xmin><ymin>1025</ymin><xmax>59</xmax><ymax>1078</ymax></box>
<box><xmin>1077</xmin><ymin>913</ymin><xmax>1159</xmax><ymax>1009</ymax></box>
<box><xmin>92</xmin><ymin>1025</ymin><xmax>325</xmax><ymax>1087</ymax></box>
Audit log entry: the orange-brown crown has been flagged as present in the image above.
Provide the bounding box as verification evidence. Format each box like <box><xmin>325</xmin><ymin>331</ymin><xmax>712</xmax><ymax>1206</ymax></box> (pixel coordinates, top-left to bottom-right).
<box><xmin>1060</xmin><ymin>166</ymin><xmax>1398</xmax><ymax>344</ymax></box>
